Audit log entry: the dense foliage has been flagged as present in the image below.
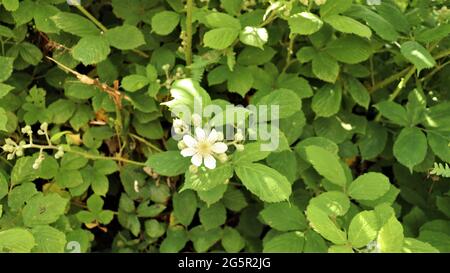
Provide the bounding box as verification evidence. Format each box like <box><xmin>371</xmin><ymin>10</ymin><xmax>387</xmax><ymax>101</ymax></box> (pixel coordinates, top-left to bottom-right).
<box><xmin>0</xmin><ymin>0</ymin><xmax>449</xmax><ymax>253</ymax></box>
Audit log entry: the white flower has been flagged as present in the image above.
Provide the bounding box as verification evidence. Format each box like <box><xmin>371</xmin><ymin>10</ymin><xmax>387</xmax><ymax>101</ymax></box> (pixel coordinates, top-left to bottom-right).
<box><xmin>173</xmin><ymin>118</ymin><xmax>188</xmax><ymax>135</ymax></box>
<box><xmin>180</xmin><ymin>128</ymin><xmax>228</xmax><ymax>169</ymax></box>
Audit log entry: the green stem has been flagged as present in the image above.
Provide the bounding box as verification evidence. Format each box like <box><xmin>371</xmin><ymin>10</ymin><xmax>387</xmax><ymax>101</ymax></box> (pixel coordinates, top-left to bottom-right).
<box><xmin>185</xmin><ymin>0</ymin><xmax>194</xmax><ymax>68</ymax></box>
<box><xmin>282</xmin><ymin>34</ymin><xmax>296</xmax><ymax>73</ymax></box>
<box><xmin>23</xmin><ymin>143</ymin><xmax>146</xmax><ymax>167</ymax></box>
<box><xmin>375</xmin><ymin>66</ymin><xmax>416</xmax><ymax>122</ymax></box>
<box><xmin>73</xmin><ymin>4</ymin><xmax>149</xmax><ymax>58</ymax></box>
<box><xmin>129</xmin><ymin>133</ymin><xmax>164</xmax><ymax>153</ymax></box>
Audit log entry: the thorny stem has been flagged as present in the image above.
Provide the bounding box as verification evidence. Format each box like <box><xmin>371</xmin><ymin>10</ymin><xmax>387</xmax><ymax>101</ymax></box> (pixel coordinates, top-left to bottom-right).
<box><xmin>282</xmin><ymin>34</ymin><xmax>297</xmax><ymax>73</ymax></box>
<box><xmin>185</xmin><ymin>0</ymin><xmax>194</xmax><ymax>68</ymax></box>
<box><xmin>73</xmin><ymin>4</ymin><xmax>149</xmax><ymax>58</ymax></box>
<box><xmin>22</xmin><ymin>143</ymin><xmax>146</xmax><ymax>166</ymax></box>
<box><xmin>129</xmin><ymin>133</ymin><xmax>164</xmax><ymax>153</ymax></box>
<box><xmin>370</xmin><ymin>48</ymin><xmax>450</xmax><ymax>93</ymax></box>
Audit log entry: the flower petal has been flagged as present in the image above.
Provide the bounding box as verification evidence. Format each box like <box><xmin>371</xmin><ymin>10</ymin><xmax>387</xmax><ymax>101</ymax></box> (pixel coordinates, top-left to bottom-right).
<box><xmin>211</xmin><ymin>142</ymin><xmax>228</xmax><ymax>154</ymax></box>
<box><xmin>181</xmin><ymin>148</ymin><xmax>196</xmax><ymax>157</ymax></box>
<box><xmin>204</xmin><ymin>154</ymin><xmax>216</xmax><ymax>169</ymax></box>
<box><xmin>183</xmin><ymin>134</ymin><xmax>197</xmax><ymax>148</ymax></box>
<box><xmin>207</xmin><ymin>129</ymin><xmax>218</xmax><ymax>143</ymax></box>
<box><xmin>191</xmin><ymin>153</ymin><xmax>202</xmax><ymax>167</ymax></box>
<box><xmin>195</xmin><ymin>127</ymin><xmax>206</xmax><ymax>141</ymax></box>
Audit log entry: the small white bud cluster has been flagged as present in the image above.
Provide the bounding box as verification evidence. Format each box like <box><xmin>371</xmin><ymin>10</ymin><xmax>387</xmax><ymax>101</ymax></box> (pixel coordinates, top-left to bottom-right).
<box><xmin>178</xmin><ymin>31</ymin><xmax>187</xmax><ymax>54</ymax></box>
<box><xmin>54</xmin><ymin>146</ymin><xmax>65</xmax><ymax>159</ymax></box>
<box><xmin>233</xmin><ymin>129</ymin><xmax>245</xmax><ymax>151</ymax></box>
<box><xmin>2</xmin><ymin>138</ymin><xmax>26</xmax><ymax>160</ymax></box>
<box><xmin>33</xmin><ymin>152</ymin><xmax>45</xmax><ymax>170</ymax></box>
<box><xmin>21</xmin><ymin>125</ymin><xmax>33</xmax><ymax>136</ymax></box>
<box><xmin>37</xmin><ymin>122</ymin><xmax>48</xmax><ymax>135</ymax></box>
<box><xmin>175</xmin><ymin>67</ymin><xmax>186</xmax><ymax>79</ymax></box>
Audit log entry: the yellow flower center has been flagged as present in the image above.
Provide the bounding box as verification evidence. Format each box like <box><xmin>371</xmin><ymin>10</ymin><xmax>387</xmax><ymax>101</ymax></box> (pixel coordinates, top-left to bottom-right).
<box><xmin>197</xmin><ymin>141</ymin><xmax>212</xmax><ymax>156</ymax></box>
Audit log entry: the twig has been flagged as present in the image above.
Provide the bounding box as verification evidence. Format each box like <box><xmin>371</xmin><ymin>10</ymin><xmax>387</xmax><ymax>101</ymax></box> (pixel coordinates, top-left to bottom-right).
<box><xmin>185</xmin><ymin>0</ymin><xmax>194</xmax><ymax>68</ymax></box>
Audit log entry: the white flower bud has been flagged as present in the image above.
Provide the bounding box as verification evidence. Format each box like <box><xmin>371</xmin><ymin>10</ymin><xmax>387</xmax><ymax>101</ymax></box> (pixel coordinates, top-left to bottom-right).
<box><xmin>162</xmin><ymin>64</ymin><xmax>171</xmax><ymax>71</ymax></box>
<box><xmin>177</xmin><ymin>140</ymin><xmax>187</xmax><ymax>150</ymax></box>
<box><xmin>7</xmin><ymin>153</ymin><xmax>14</xmax><ymax>160</ymax></box>
<box><xmin>234</xmin><ymin>129</ymin><xmax>244</xmax><ymax>142</ymax></box>
<box><xmin>235</xmin><ymin>144</ymin><xmax>244</xmax><ymax>151</ymax></box>
<box><xmin>15</xmin><ymin>149</ymin><xmax>24</xmax><ymax>157</ymax></box>
<box><xmin>218</xmin><ymin>153</ymin><xmax>228</xmax><ymax>163</ymax></box>
<box><xmin>21</xmin><ymin>125</ymin><xmax>32</xmax><ymax>135</ymax></box>
<box><xmin>189</xmin><ymin>165</ymin><xmax>198</xmax><ymax>174</ymax></box>
<box><xmin>40</xmin><ymin>122</ymin><xmax>48</xmax><ymax>131</ymax></box>
<box><xmin>191</xmin><ymin>113</ymin><xmax>202</xmax><ymax>128</ymax></box>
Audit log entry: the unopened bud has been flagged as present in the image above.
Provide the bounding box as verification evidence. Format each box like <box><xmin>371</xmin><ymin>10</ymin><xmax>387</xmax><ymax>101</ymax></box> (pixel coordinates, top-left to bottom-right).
<box><xmin>177</xmin><ymin>140</ymin><xmax>187</xmax><ymax>150</ymax></box>
<box><xmin>218</xmin><ymin>153</ymin><xmax>228</xmax><ymax>163</ymax></box>
<box><xmin>191</xmin><ymin>114</ymin><xmax>202</xmax><ymax>127</ymax></box>
<box><xmin>235</xmin><ymin>144</ymin><xmax>244</xmax><ymax>151</ymax></box>
<box><xmin>189</xmin><ymin>165</ymin><xmax>198</xmax><ymax>173</ymax></box>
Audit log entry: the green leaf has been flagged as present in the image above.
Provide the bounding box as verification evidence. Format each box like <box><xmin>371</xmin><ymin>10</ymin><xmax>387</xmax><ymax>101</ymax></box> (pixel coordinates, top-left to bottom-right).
<box><xmin>223</xmin><ymin>186</ymin><xmax>248</xmax><ymax>212</ymax></box>
<box><xmin>51</xmin><ymin>12</ymin><xmax>100</xmax><ymax>37</ymax></box>
<box><xmin>105</xmin><ymin>24</ymin><xmax>145</xmax><ymax>50</ymax></box>
<box><xmin>204</xmin><ymin>28</ymin><xmax>240</xmax><ymax>50</ymax></box>
<box><xmin>306</xmin><ymin>203</ymin><xmax>347</xmax><ymax>245</ymax></box>
<box><xmin>348</xmin><ymin>210</ymin><xmax>379</xmax><ymax>248</ymax></box>
<box><xmin>358</xmin><ymin>122</ymin><xmax>387</xmax><ymax>160</ymax></box>
<box><xmin>173</xmin><ymin>190</ymin><xmax>197</xmax><ymax>226</ymax></box>
<box><xmin>312</xmin><ymin>51</ymin><xmax>339</xmax><ymax>83</ymax></box>
<box><xmin>345</xmin><ymin>76</ymin><xmax>370</xmax><ymax>109</ymax></box>
<box><xmin>320</xmin><ymin>0</ymin><xmax>353</xmax><ymax>18</ymax></box>
<box><xmin>0</xmin><ymin>228</ymin><xmax>35</xmax><ymax>253</ymax></box>
<box><xmin>0</xmin><ymin>107</ymin><xmax>8</xmax><ymax>131</ymax></box>
<box><xmin>393</xmin><ymin>127</ymin><xmax>428</xmax><ymax>171</ymax></box>
<box><xmin>122</xmin><ymin>75</ymin><xmax>150</xmax><ymax>92</ymax></box>
<box><xmin>56</xmin><ymin>169</ymin><xmax>83</xmax><ymax>188</ymax></box>
<box><xmin>145</xmin><ymin>219</ymin><xmax>166</xmax><ymax>238</ymax></box>
<box><xmin>151</xmin><ymin>11</ymin><xmax>180</xmax><ymax>35</ymax></box>
<box><xmin>0</xmin><ymin>174</ymin><xmax>8</xmax><ymax>200</ymax></box>
<box><xmin>324</xmin><ymin>15</ymin><xmax>371</xmax><ymax>38</ymax></box>
<box><xmin>205</xmin><ymin>12</ymin><xmax>241</xmax><ymax>29</ymax></box>
<box><xmin>288</xmin><ymin>12</ymin><xmax>323</xmax><ymax>35</ymax></box>
<box><xmin>311</xmin><ymin>84</ymin><xmax>342</xmax><ymax>117</ymax></box>
<box><xmin>189</xmin><ymin>226</ymin><xmax>222</xmax><ymax>253</ymax></box>
<box><xmin>222</xmin><ymin>227</ymin><xmax>245</xmax><ymax>253</ymax></box>
<box><xmin>263</xmin><ymin>231</ymin><xmax>305</xmax><ymax>253</ymax></box>
<box><xmin>427</xmin><ymin>131</ymin><xmax>450</xmax><ymax>163</ymax></box>
<box><xmin>72</xmin><ymin>35</ymin><xmax>111</xmax><ymax>66</ymax></box>
<box><xmin>377</xmin><ymin>216</ymin><xmax>404</xmax><ymax>253</ymax></box>
<box><xmin>11</xmin><ymin>156</ymin><xmax>38</xmax><ymax>186</ymax></box>
<box><xmin>400</xmin><ymin>41</ymin><xmax>436</xmax><ymax>73</ymax></box>
<box><xmin>325</xmin><ymin>36</ymin><xmax>372</xmax><ymax>64</ymax></box>
<box><xmin>31</xmin><ymin>225</ymin><xmax>66</xmax><ymax>253</ymax></box>
<box><xmin>0</xmin><ymin>83</ymin><xmax>14</xmax><ymax>99</ymax></box>
<box><xmin>402</xmin><ymin>238</ymin><xmax>439</xmax><ymax>253</ymax></box>
<box><xmin>2</xmin><ymin>0</ymin><xmax>19</xmax><ymax>11</ymax></box>
<box><xmin>227</xmin><ymin>65</ymin><xmax>254</xmax><ymax>97</ymax></box>
<box><xmin>146</xmin><ymin>151</ymin><xmax>190</xmax><ymax>176</ymax></box>
<box><xmin>160</xmin><ymin>226</ymin><xmax>188</xmax><ymax>253</ymax></box>
<box><xmin>235</xmin><ymin>163</ymin><xmax>292</xmax><ymax>203</ymax></box>
<box><xmin>60</xmin><ymin>153</ymin><xmax>88</xmax><ymax>170</ymax></box>
<box><xmin>260</xmin><ymin>202</ymin><xmax>307</xmax><ymax>231</ymax></box>
<box><xmin>232</xmin><ymin>142</ymin><xmax>271</xmax><ymax>164</ymax></box>
<box><xmin>199</xmin><ymin>202</ymin><xmax>226</xmax><ymax>230</ymax></box>
<box><xmin>0</xmin><ymin>56</ymin><xmax>14</xmax><ymax>82</ymax></box>
<box><xmin>22</xmin><ymin>193</ymin><xmax>68</xmax><ymax>227</ymax></box>
<box><xmin>239</xmin><ymin>26</ymin><xmax>268</xmax><ymax>49</ymax></box>
<box><xmin>197</xmin><ymin>184</ymin><xmax>228</xmax><ymax>206</ymax></box>
<box><xmin>305</xmin><ymin>145</ymin><xmax>347</xmax><ymax>187</ymax></box>
<box><xmin>375</xmin><ymin>101</ymin><xmax>408</xmax><ymax>126</ymax></box>
<box><xmin>309</xmin><ymin>191</ymin><xmax>350</xmax><ymax>216</ymax></box>
<box><xmin>348</xmin><ymin>172</ymin><xmax>391</xmax><ymax>201</ymax></box>
<box><xmin>256</xmin><ymin>88</ymin><xmax>301</xmax><ymax>120</ymax></box>
<box><xmin>19</xmin><ymin>42</ymin><xmax>43</xmax><ymax>65</ymax></box>
<box><xmin>346</xmin><ymin>5</ymin><xmax>399</xmax><ymax>41</ymax></box>
<box><xmin>183</xmin><ymin>164</ymin><xmax>233</xmax><ymax>192</ymax></box>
